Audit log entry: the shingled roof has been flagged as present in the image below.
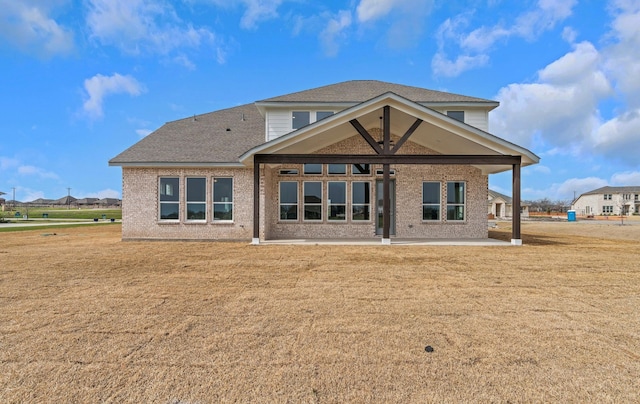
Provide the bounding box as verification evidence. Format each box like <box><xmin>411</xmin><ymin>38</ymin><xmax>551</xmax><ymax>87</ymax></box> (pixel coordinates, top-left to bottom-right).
<box><xmin>110</xmin><ymin>80</ymin><xmax>499</xmax><ymax>166</ymax></box>
<box><xmin>582</xmin><ymin>186</ymin><xmax>640</xmax><ymax>195</ymax></box>
<box><xmin>110</xmin><ymin>103</ymin><xmax>264</xmax><ymax>166</ymax></box>
<box><xmin>258</xmin><ymin>80</ymin><xmax>497</xmax><ymax>104</ymax></box>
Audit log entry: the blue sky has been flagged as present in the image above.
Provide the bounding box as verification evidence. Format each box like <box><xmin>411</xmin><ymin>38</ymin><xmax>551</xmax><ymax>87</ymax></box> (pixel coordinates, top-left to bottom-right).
<box><xmin>1</xmin><ymin>0</ymin><xmax>639</xmax><ymax>203</ymax></box>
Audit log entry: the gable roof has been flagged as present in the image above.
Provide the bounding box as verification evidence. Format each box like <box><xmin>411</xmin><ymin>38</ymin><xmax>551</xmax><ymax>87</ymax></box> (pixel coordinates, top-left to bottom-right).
<box><xmin>110</xmin><ymin>80</ymin><xmax>536</xmax><ymax>172</ymax></box>
<box><xmin>241</xmin><ymin>92</ymin><xmax>539</xmax><ymax>174</ymax></box>
<box><xmin>258</xmin><ymin>80</ymin><xmax>497</xmax><ymax>105</ymax></box>
<box><xmin>581</xmin><ymin>186</ymin><xmax>640</xmax><ymax>195</ymax></box>
<box><xmin>488</xmin><ymin>189</ymin><xmax>513</xmax><ymax>203</ymax></box>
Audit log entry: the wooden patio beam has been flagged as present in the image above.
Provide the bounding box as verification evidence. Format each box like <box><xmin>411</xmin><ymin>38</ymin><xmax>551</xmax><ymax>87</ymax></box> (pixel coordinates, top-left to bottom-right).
<box><xmin>391</xmin><ymin>118</ymin><xmax>423</xmax><ymax>154</ymax></box>
<box><xmin>349</xmin><ymin>119</ymin><xmax>383</xmax><ymax>155</ymax></box>
<box><xmin>254</xmin><ymin>154</ymin><xmax>522</xmax><ymax>165</ymax></box>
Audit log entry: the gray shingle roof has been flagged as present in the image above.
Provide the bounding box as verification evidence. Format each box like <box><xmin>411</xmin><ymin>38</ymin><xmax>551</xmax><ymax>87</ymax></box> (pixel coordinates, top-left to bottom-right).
<box><xmin>110</xmin><ymin>80</ymin><xmax>498</xmax><ymax>166</ymax></box>
<box><xmin>259</xmin><ymin>80</ymin><xmax>496</xmax><ymax>104</ymax></box>
<box><xmin>583</xmin><ymin>186</ymin><xmax>640</xmax><ymax>195</ymax></box>
<box><xmin>109</xmin><ymin>103</ymin><xmax>264</xmax><ymax>165</ymax></box>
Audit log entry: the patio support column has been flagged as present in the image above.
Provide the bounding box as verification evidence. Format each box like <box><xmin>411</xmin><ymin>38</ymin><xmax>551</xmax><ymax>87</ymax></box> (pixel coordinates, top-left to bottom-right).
<box><xmin>252</xmin><ymin>159</ymin><xmax>260</xmax><ymax>245</ymax></box>
<box><xmin>382</xmin><ymin>105</ymin><xmax>391</xmax><ymax>245</ymax></box>
<box><xmin>511</xmin><ymin>161</ymin><xmax>522</xmax><ymax>245</ymax></box>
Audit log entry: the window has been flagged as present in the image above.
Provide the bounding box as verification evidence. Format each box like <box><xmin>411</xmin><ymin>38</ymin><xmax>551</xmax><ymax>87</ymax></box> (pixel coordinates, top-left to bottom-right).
<box><xmin>328</xmin><ymin>164</ymin><xmax>346</xmax><ymax>175</ymax></box>
<box><xmin>328</xmin><ymin>181</ymin><xmax>346</xmax><ymax>221</ymax></box>
<box><xmin>375</xmin><ymin>169</ymin><xmax>395</xmax><ymax>176</ymax></box>
<box><xmin>316</xmin><ymin>111</ymin><xmax>334</xmax><ymax>121</ymax></box>
<box><xmin>304</xmin><ymin>164</ymin><xmax>322</xmax><ymax>175</ymax></box>
<box><xmin>352</xmin><ymin>164</ymin><xmax>370</xmax><ymax>175</ymax></box>
<box><xmin>186</xmin><ymin>177</ymin><xmax>206</xmax><ymax>220</ymax></box>
<box><xmin>447</xmin><ymin>111</ymin><xmax>465</xmax><ymax>122</ymax></box>
<box><xmin>446</xmin><ymin>182</ymin><xmax>465</xmax><ymax>221</ymax></box>
<box><xmin>635</xmin><ymin>194</ymin><xmax>639</xmax><ymax>201</ymax></box>
<box><xmin>604</xmin><ymin>194</ymin><xmax>612</xmax><ymax>200</ymax></box>
<box><xmin>303</xmin><ymin>182</ymin><xmax>322</xmax><ymax>221</ymax></box>
<box><xmin>352</xmin><ymin>182</ymin><xmax>371</xmax><ymax>221</ymax></box>
<box><xmin>292</xmin><ymin>111</ymin><xmax>310</xmax><ymax>130</ymax></box>
<box><xmin>422</xmin><ymin>182</ymin><xmax>441</xmax><ymax>221</ymax></box>
<box><xmin>280</xmin><ymin>182</ymin><xmax>298</xmax><ymax>220</ymax></box>
<box><xmin>603</xmin><ymin>206</ymin><xmax>613</xmax><ymax>214</ymax></box>
<box><xmin>159</xmin><ymin>177</ymin><xmax>180</xmax><ymax>220</ymax></box>
<box><xmin>213</xmin><ymin>177</ymin><xmax>233</xmax><ymax>221</ymax></box>
<box><xmin>279</xmin><ymin>169</ymin><xmax>299</xmax><ymax>175</ymax></box>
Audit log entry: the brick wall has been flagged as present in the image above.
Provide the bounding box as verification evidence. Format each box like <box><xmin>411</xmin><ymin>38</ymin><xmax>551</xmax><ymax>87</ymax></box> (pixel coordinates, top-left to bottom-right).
<box><xmin>121</xmin><ymin>167</ymin><xmax>254</xmax><ymax>240</ymax></box>
<box><xmin>121</xmin><ymin>133</ymin><xmax>489</xmax><ymax>241</ymax></box>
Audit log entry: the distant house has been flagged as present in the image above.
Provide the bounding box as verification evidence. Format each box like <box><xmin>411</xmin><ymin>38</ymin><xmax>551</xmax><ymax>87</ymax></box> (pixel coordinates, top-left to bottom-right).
<box><xmin>53</xmin><ymin>196</ymin><xmax>77</xmax><ymax>206</ymax></box>
<box><xmin>110</xmin><ymin>80</ymin><xmax>539</xmax><ymax>244</ymax></box>
<box><xmin>75</xmin><ymin>198</ymin><xmax>100</xmax><ymax>206</ymax></box>
<box><xmin>488</xmin><ymin>189</ymin><xmax>530</xmax><ymax>219</ymax></box>
<box><xmin>29</xmin><ymin>198</ymin><xmax>55</xmax><ymax>206</ymax></box>
<box><xmin>572</xmin><ymin>186</ymin><xmax>640</xmax><ymax>216</ymax></box>
<box><xmin>98</xmin><ymin>198</ymin><xmax>121</xmax><ymax>207</ymax></box>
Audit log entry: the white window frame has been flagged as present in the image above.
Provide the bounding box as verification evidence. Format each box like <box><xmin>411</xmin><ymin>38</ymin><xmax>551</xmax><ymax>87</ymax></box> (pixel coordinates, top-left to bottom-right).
<box><xmin>213</xmin><ymin>177</ymin><xmax>234</xmax><ymax>222</ymax></box>
<box><xmin>186</xmin><ymin>177</ymin><xmax>207</xmax><ymax>222</ymax></box>
<box><xmin>327</xmin><ymin>181</ymin><xmax>347</xmax><ymax>221</ymax></box>
<box><xmin>159</xmin><ymin>177</ymin><xmax>180</xmax><ymax>221</ymax></box>
<box><xmin>446</xmin><ymin>181</ymin><xmax>466</xmax><ymax>221</ymax></box>
<box><xmin>422</xmin><ymin>181</ymin><xmax>441</xmax><ymax>221</ymax></box>
<box><xmin>352</xmin><ymin>181</ymin><xmax>371</xmax><ymax>221</ymax></box>
<box><xmin>279</xmin><ymin>181</ymin><xmax>299</xmax><ymax>221</ymax></box>
<box><xmin>303</xmin><ymin>181</ymin><xmax>323</xmax><ymax>222</ymax></box>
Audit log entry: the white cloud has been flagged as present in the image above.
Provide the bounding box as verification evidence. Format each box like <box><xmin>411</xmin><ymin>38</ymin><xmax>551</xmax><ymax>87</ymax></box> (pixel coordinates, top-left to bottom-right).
<box><xmin>136</xmin><ymin>129</ymin><xmax>153</xmax><ymax>137</ymax></box>
<box><xmin>86</xmin><ymin>0</ymin><xmax>221</xmax><ymax>61</ymax></box>
<box><xmin>17</xmin><ymin>165</ymin><xmax>59</xmax><ymax>180</ymax></box>
<box><xmin>0</xmin><ymin>156</ymin><xmax>20</xmax><ymax>170</ymax></box>
<box><xmin>593</xmin><ymin>109</ymin><xmax>640</xmax><ymax>165</ymax></box>
<box><xmin>356</xmin><ymin>0</ymin><xmax>396</xmax><ymax>22</ymax></box>
<box><xmin>604</xmin><ymin>1</ymin><xmax>640</xmax><ymax>108</ymax></box>
<box><xmin>0</xmin><ymin>0</ymin><xmax>74</xmax><ymax>58</ymax></box>
<box><xmin>319</xmin><ymin>10</ymin><xmax>352</xmax><ymax>57</ymax></box>
<box><xmin>82</xmin><ymin>188</ymin><xmax>121</xmax><ymax>199</ymax></box>
<box><xmin>492</xmin><ymin>41</ymin><xmax>612</xmax><ymax>152</ymax></box>
<box><xmin>82</xmin><ymin>73</ymin><xmax>145</xmax><ymax>119</ymax></box>
<box><xmin>611</xmin><ymin>170</ymin><xmax>640</xmax><ymax>185</ymax></box>
<box><xmin>432</xmin><ymin>0</ymin><xmax>578</xmax><ymax>77</ymax></box>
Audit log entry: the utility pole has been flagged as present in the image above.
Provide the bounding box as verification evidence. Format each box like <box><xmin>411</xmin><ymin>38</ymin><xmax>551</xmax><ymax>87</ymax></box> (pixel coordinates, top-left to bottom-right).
<box><xmin>12</xmin><ymin>187</ymin><xmax>15</xmax><ymax>211</ymax></box>
<box><xmin>67</xmin><ymin>187</ymin><xmax>71</xmax><ymax>210</ymax></box>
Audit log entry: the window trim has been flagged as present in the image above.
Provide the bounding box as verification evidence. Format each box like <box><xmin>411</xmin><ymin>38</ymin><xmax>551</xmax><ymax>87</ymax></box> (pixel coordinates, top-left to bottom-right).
<box><xmin>303</xmin><ymin>163</ymin><xmax>323</xmax><ymax>175</ymax></box>
<box><xmin>422</xmin><ymin>181</ymin><xmax>441</xmax><ymax>222</ymax></box>
<box><xmin>213</xmin><ymin>177</ymin><xmax>234</xmax><ymax>222</ymax></box>
<box><xmin>185</xmin><ymin>177</ymin><xmax>207</xmax><ymax>222</ymax></box>
<box><xmin>303</xmin><ymin>181</ymin><xmax>323</xmax><ymax>222</ymax></box>
<box><xmin>159</xmin><ymin>177</ymin><xmax>180</xmax><ymax>222</ymax></box>
<box><xmin>327</xmin><ymin>181</ymin><xmax>347</xmax><ymax>221</ymax></box>
<box><xmin>328</xmin><ymin>164</ymin><xmax>347</xmax><ymax>175</ymax></box>
<box><xmin>279</xmin><ymin>181</ymin><xmax>299</xmax><ymax>221</ymax></box>
<box><xmin>446</xmin><ymin>181</ymin><xmax>466</xmax><ymax>221</ymax></box>
<box><xmin>351</xmin><ymin>181</ymin><xmax>371</xmax><ymax>221</ymax></box>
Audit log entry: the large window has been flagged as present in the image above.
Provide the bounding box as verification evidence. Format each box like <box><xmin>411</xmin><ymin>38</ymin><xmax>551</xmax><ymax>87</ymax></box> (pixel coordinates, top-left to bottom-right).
<box><xmin>280</xmin><ymin>181</ymin><xmax>298</xmax><ymax>220</ymax></box>
<box><xmin>446</xmin><ymin>182</ymin><xmax>465</xmax><ymax>221</ymax></box>
<box><xmin>304</xmin><ymin>164</ymin><xmax>322</xmax><ymax>175</ymax></box>
<box><xmin>213</xmin><ymin>177</ymin><xmax>233</xmax><ymax>221</ymax></box>
<box><xmin>304</xmin><ymin>182</ymin><xmax>322</xmax><ymax>221</ymax></box>
<box><xmin>292</xmin><ymin>111</ymin><xmax>310</xmax><ymax>130</ymax></box>
<box><xmin>422</xmin><ymin>182</ymin><xmax>441</xmax><ymax>221</ymax></box>
<box><xmin>328</xmin><ymin>181</ymin><xmax>346</xmax><ymax>221</ymax></box>
<box><xmin>352</xmin><ymin>182</ymin><xmax>370</xmax><ymax>221</ymax></box>
<box><xmin>352</xmin><ymin>164</ymin><xmax>370</xmax><ymax>175</ymax></box>
<box><xmin>328</xmin><ymin>164</ymin><xmax>346</xmax><ymax>175</ymax></box>
<box><xmin>159</xmin><ymin>177</ymin><xmax>180</xmax><ymax>220</ymax></box>
<box><xmin>447</xmin><ymin>111</ymin><xmax>465</xmax><ymax>122</ymax></box>
<box><xmin>186</xmin><ymin>177</ymin><xmax>206</xmax><ymax>220</ymax></box>
<box><xmin>316</xmin><ymin>111</ymin><xmax>334</xmax><ymax>121</ymax></box>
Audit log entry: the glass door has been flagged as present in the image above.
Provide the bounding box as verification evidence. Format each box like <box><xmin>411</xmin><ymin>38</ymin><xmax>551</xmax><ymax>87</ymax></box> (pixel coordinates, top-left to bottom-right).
<box><xmin>375</xmin><ymin>180</ymin><xmax>396</xmax><ymax>236</ymax></box>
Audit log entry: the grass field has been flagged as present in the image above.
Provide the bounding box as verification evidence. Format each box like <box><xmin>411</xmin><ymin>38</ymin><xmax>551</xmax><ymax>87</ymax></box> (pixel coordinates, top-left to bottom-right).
<box><xmin>1</xmin><ymin>222</ymin><xmax>639</xmax><ymax>402</ymax></box>
<box><xmin>0</xmin><ymin>207</ymin><xmax>121</xmax><ymax>221</ymax></box>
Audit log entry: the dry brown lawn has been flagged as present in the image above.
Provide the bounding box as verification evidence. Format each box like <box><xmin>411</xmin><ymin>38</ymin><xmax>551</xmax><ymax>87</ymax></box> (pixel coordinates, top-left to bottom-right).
<box><xmin>1</xmin><ymin>221</ymin><xmax>639</xmax><ymax>403</ymax></box>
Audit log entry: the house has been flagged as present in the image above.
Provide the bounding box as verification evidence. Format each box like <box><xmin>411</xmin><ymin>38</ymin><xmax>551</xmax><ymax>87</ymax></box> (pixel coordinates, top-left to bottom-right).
<box><xmin>110</xmin><ymin>80</ymin><xmax>539</xmax><ymax>244</ymax></box>
<box><xmin>75</xmin><ymin>198</ymin><xmax>100</xmax><ymax>206</ymax></box>
<box><xmin>488</xmin><ymin>189</ymin><xmax>530</xmax><ymax>219</ymax></box>
<box><xmin>572</xmin><ymin>186</ymin><xmax>640</xmax><ymax>216</ymax></box>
